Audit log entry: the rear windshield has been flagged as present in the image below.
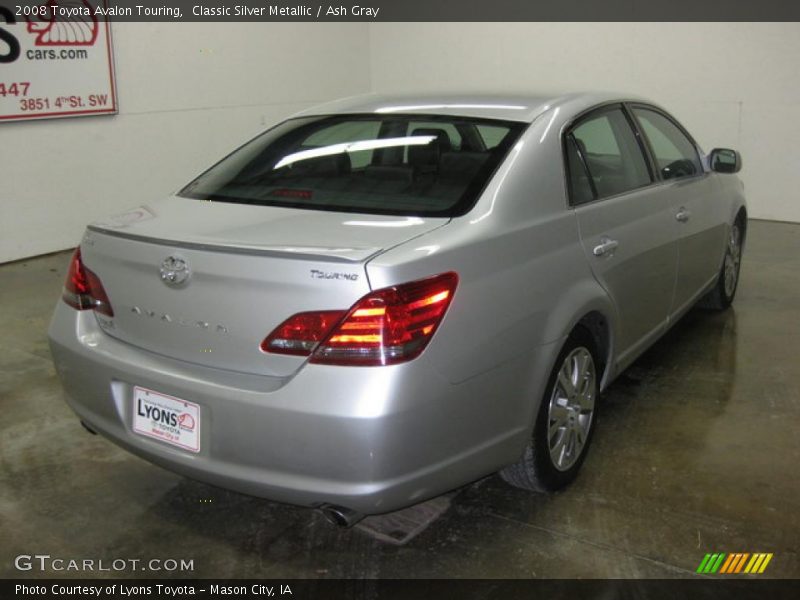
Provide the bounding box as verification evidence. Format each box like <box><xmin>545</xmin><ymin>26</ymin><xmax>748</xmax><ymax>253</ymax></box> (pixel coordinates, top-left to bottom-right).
<box><xmin>179</xmin><ymin>115</ymin><xmax>525</xmax><ymax>217</ymax></box>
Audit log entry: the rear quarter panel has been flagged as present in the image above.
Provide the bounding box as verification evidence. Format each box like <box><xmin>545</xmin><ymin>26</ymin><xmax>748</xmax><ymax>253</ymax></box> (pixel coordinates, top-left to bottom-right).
<box><xmin>365</xmin><ymin>108</ymin><xmax>618</xmax><ymax>452</ymax></box>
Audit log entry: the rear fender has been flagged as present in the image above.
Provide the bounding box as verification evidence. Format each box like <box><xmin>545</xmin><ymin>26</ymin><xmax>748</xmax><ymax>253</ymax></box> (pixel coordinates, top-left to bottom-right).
<box><xmin>540</xmin><ymin>278</ymin><xmax>619</xmax><ymax>390</ymax></box>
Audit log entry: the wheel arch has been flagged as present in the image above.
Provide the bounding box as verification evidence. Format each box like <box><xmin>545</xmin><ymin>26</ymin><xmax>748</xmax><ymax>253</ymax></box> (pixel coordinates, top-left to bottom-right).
<box><xmin>574</xmin><ymin>311</ymin><xmax>613</xmax><ymax>390</ymax></box>
<box><xmin>544</xmin><ymin>279</ymin><xmax>618</xmax><ymax>392</ymax></box>
<box><xmin>736</xmin><ymin>205</ymin><xmax>748</xmax><ymax>246</ymax></box>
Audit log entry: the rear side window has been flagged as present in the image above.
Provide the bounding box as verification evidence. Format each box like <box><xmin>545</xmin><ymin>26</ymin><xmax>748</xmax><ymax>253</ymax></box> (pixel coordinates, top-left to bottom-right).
<box><xmin>476</xmin><ymin>124</ymin><xmax>510</xmax><ymax>149</ymax></box>
<box><xmin>180</xmin><ymin>115</ymin><xmax>524</xmax><ymax>217</ymax></box>
<box><xmin>569</xmin><ymin>107</ymin><xmax>652</xmax><ymax>200</ymax></box>
<box><xmin>632</xmin><ymin>108</ymin><xmax>702</xmax><ymax>180</ymax></box>
<box><xmin>565</xmin><ymin>136</ymin><xmax>595</xmax><ymax>205</ymax></box>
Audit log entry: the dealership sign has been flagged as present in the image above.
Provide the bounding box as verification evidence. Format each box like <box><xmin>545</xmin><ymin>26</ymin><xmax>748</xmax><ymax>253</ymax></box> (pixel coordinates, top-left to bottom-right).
<box><xmin>0</xmin><ymin>0</ymin><xmax>117</xmax><ymax>121</ymax></box>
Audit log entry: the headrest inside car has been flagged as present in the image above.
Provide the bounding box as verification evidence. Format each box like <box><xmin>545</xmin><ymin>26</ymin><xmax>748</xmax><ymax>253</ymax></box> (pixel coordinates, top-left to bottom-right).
<box><xmin>288</xmin><ymin>151</ymin><xmax>351</xmax><ymax>176</ymax></box>
<box><xmin>408</xmin><ymin>128</ymin><xmax>453</xmax><ymax>170</ymax></box>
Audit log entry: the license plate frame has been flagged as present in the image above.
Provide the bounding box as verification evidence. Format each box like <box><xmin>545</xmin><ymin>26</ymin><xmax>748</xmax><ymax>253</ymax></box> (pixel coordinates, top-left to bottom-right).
<box><xmin>132</xmin><ymin>386</ymin><xmax>201</xmax><ymax>453</ymax></box>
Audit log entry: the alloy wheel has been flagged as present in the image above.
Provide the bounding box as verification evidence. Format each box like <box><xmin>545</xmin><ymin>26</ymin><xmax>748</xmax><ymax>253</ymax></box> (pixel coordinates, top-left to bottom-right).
<box><xmin>724</xmin><ymin>223</ymin><xmax>742</xmax><ymax>298</ymax></box>
<box><xmin>547</xmin><ymin>347</ymin><xmax>596</xmax><ymax>471</ymax></box>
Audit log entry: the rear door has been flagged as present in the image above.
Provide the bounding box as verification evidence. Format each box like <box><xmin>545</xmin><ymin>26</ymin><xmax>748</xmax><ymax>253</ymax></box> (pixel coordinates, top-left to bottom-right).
<box><xmin>567</xmin><ymin>105</ymin><xmax>678</xmax><ymax>363</ymax></box>
<box><xmin>629</xmin><ymin>105</ymin><xmax>728</xmax><ymax>315</ymax></box>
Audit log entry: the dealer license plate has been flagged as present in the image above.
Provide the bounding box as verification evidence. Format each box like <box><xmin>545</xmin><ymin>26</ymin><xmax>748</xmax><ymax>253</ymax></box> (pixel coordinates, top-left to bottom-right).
<box><xmin>132</xmin><ymin>386</ymin><xmax>201</xmax><ymax>453</ymax></box>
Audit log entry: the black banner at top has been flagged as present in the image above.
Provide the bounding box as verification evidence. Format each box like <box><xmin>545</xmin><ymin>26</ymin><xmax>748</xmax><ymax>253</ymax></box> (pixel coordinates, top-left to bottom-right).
<box><xmin>2</xmin><ymin>0</ymin><xmax>800</xmax><ymax>22</ymax></box>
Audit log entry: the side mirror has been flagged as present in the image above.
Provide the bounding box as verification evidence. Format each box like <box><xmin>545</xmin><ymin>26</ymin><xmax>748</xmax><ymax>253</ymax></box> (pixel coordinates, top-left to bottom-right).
<box><xmin>709</xmin><ymin>148</ymin><xmax>742</xmax><ymax>174</ymax></box>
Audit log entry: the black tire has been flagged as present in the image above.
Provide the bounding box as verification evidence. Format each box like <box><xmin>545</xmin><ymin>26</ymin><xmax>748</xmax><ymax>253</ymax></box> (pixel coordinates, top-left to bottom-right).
<box><xmin>698</xmin><ymin>216</ymin><xmax>745</xmax><ymax>311</ymax></box>
<box><xmin>500</xmin><ymin>326</ymin><xmax>600</xmax><ymax>493</ymax></box>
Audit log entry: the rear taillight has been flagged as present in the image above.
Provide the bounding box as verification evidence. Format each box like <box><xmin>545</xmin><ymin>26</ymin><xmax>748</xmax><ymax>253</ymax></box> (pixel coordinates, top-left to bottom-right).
<box><xmin>62</xmin><ymin>248</ymin><xmax>114</xmax><ymax>317</ymax></box>
<box><xmin>262</xmin><ymin>272</ymin><xmax>458</xmax><ymax>366</ymax></box>
<box><xmin>261</xmin><ymin>310</ymin><xmax>346</xmax><ymax>356</ymax></box>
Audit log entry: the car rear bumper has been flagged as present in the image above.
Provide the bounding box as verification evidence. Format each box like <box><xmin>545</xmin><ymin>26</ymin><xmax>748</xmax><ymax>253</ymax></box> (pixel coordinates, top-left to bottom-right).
<box><xmin>48</xmin><ymin>302</ymin><xmax>557</xmax><ymax>514</ymax></box>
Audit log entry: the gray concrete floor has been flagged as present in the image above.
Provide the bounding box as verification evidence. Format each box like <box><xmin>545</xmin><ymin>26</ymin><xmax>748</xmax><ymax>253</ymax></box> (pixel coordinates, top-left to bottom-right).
<box><xmin>1</xmin><ymin>220</ymin><xmax>798</xmax><ymax>579</ymax></box>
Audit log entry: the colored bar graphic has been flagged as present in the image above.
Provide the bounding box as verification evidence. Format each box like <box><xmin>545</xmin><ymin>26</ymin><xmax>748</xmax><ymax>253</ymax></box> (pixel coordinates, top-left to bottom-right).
<box><xmin>758</xmin><ymin>554</ymin><xmax>773</xmax><ymax>573</ymax></box>
<box><xmin>744</xmin><ymin>554</ymin><xmax>761</xmax><ymax>573</ymax></box>
<box><xmin>710</xmin><ymin>553</ymin><xmax>726</xmax><ymax>573</ymax></box>
<box><xmin>697</xmin><ymin>554</ymin><xmax>713</xmax><ymax>573</ymax></box>
<box><xmin>704</xmin><ymin>552</ymin><xmax>774</xmax><ymax>575</ymax></box>
<box><xmin>734</xmin><ymin>553</ymin><xmax>749</xmax><ymax>573</ymax></box>
<box><xmin>721</xmin><ymin>553</ymin><xmax>750</xmax><ymax>573</ymax></box>
<box><xmin>703</xmin><ymin>553</ymin><xmax>720</xmax><ymax>573</ymax></box>
<box><xmin>719</xmin><ymin>553</ymin><xmax>736</xmax><ymax>573</ymax></box>
<box><xmin>703</xmin><ymin>553</ymin><xmax>722</xmax><ymax>573</ymax></box>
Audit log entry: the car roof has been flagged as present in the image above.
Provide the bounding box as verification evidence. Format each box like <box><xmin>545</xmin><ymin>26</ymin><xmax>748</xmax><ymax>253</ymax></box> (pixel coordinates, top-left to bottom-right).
<box><xmin>291</xmin><ymin>92</ymin><xmax>653</xmax><ymax>124</ymax></box>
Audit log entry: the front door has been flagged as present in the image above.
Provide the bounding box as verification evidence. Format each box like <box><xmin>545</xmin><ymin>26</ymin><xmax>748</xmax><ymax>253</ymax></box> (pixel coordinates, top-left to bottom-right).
<box><xmin>629</xmin><ymin>106</ymin><xmax>728</xmax><ymax>316</ymax></box>
<box><xmin>566</xmin><ymin>105</ymin><xmax>679</xmax><ymax>364</ymax></box>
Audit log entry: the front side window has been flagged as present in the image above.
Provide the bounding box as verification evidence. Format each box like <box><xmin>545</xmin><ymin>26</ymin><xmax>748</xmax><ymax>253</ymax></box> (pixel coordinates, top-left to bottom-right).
<box><xmin>568</xmin><ymin>107</ymin><xmax>652</xmax><ymax>201</ymax></box>
<box><xmin>632</xmin><ymin>107</ymin><xmax>702</xmax><ymax>180</ymax></box>
<box><xmin>180</xmin><ymin>115</ymin><xmax>524</xmax><ymax>217</ymax></box>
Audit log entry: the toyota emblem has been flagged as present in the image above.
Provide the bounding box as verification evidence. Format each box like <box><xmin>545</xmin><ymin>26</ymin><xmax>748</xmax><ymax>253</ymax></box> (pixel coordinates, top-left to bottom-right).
<box><xmin>160</xmin><ymin>255</ymin><xmax>191</xmax><ymax>286</ymax></box>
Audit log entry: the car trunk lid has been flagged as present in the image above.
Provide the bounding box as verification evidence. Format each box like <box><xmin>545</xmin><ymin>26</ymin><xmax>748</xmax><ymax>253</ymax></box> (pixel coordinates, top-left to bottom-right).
<box><xmin>81</xmin><ymin>196</ymin><xmax>447</xmax><ymax>377</ymax></box>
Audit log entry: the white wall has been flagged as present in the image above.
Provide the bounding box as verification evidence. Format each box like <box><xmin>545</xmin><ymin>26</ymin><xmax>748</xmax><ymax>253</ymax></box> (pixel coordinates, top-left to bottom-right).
<box><xmin>4</xmin><ymin>22</ymin><xmax>799</xmax><ymax>263</ymax></box>
<box><xmin>369</xmin><ymin>23</ymin><xmax>800</xmax><ymax>224</ymax></box>
<box><xmin>1</xmin><ymin>22</ymin><xmax>370</xmax><ymax>263</ymax></box>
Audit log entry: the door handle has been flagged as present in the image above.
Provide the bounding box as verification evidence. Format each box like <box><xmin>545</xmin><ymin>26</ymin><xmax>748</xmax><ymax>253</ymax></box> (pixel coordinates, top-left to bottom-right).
<box><xmin>593</xmin><ymin>237</ymin><xmax>619</xmax><ymax>257</ymax></box>
<box><xmin>676</xmin><ymin>208</ymin><xmax>691</xmax><ymax>223</ymax></box>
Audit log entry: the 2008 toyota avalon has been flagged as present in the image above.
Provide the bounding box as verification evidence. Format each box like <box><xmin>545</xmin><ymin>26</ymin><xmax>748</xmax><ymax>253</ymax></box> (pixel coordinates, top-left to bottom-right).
<box><xmin>48</xmin><ymin>92</ymin><xmax>746</xmax><ymax>526</ymax></box>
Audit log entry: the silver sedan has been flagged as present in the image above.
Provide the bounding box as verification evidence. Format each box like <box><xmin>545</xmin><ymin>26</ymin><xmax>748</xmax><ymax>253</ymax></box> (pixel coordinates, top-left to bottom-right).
<box><xmin>48</xmin><ymin>92</ymin><xmax>746</xmax><ymax>526</ymax></box>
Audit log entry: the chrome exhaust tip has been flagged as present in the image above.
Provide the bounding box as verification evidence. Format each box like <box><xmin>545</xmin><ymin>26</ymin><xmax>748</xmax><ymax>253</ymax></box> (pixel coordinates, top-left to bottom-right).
<box><xmin>319</xmin><ymin>504</ymin><xmax>364</xmax><ymax>528</ymax></box>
